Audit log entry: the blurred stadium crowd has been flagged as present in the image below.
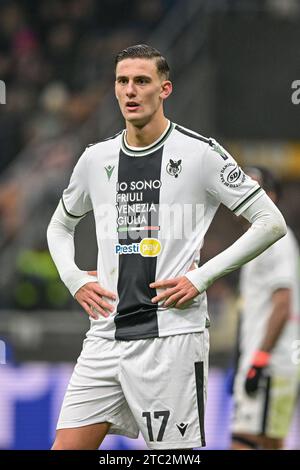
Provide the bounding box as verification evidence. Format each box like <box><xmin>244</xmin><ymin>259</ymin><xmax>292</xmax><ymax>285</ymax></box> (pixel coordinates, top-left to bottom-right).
<box><xmin>0</xmin><ymin>0</ymin><xmax>173</xmax><ymax>172</ymax></box>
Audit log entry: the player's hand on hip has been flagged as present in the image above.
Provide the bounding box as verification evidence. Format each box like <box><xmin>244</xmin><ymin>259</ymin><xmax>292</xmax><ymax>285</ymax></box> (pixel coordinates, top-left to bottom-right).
<box><xmin>75</xmin><ymin>276</ymin><xmax>117</xmax><ymax>320</ymax></box>
<box><xmin>150</xmin><ymin>276</ymin><xmax>198</xmax><ymax>308</ymax></box>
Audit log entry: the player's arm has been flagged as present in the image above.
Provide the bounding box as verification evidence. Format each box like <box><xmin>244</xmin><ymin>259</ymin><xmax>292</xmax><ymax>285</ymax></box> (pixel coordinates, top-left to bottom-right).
<box><xmin>151</xmin><ymin>194</ymin><xmax>287</xmax><ymax>306</ymax></box>
<box><xmin>47</xmin><ymin>201</ymin><xmax>116</xmax><ymax>319</ymax></box>
<box><xmin>244</xmin><ymin>287</ymin><xmax>291</xmax><ymax>395</ymax></box>
<box><xmin>47</xmin><ymin>200</ymin><xmax>94</xmax><ymax>297</ymax></box>
<box><xmin>151</xmin><ymin>141</ymin><xmax>287</xmax><ymax>307</ymax></box>
<box><xmin>260</xmin><ymin>288</ymin><xmax>291</xmax><ymax>353</ymax></box>
<box><xmin>184</xmin><ymin>193</ymin><xmax>287</xmax><ymax>294</ymax></box>
<box><xmin>47</xmin><ymin>149</ymin><xmax>116</xmax><ymax>319</ymax></box>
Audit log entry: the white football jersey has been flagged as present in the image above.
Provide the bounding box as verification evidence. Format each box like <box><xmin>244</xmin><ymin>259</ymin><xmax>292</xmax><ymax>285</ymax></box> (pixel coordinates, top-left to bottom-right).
<box><xmin>239</xmin><ymin>227</ymin><xmax>300</xmax><ymax>375</ymax></box>
<box><xmin>62</xmin><ymin>121</ymin><xmax>263</xmax><ymax>340</ymax></box>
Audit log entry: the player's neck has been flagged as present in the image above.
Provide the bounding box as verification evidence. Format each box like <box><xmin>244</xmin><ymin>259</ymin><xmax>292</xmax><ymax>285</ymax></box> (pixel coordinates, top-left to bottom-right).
<box><xmin>125</xmin><ymin>116</ymin><xmax>169</xmax><ymax>148</ymax></box>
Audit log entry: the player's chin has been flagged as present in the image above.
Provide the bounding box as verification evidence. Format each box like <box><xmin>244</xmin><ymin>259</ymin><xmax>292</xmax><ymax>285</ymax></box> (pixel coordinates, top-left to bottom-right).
<box><xmin>123</xmin><ymin>111</ymin><xmax>150</xmax><ymax>126</ymax></box>
<box><xmin>125</xmin><ymin>113</ymin><xmax>148</xmax><ymax>126</ymax></box>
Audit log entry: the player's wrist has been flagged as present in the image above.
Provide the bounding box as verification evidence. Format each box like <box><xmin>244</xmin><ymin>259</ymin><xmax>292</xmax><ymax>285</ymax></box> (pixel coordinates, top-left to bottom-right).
<box><xmin>252</xmin><ymin>349</ymin><xmax>271</xmax><ymax>368</ymax></box>
<box><xmin>184</xmin><ymin>268</ymin><xmax>211</xmax><ymax>294</ymax></box>
<box><xmin>62</xmin><ymin>269</ymin><xmax>99</xmax><ymax>297</ymax></box>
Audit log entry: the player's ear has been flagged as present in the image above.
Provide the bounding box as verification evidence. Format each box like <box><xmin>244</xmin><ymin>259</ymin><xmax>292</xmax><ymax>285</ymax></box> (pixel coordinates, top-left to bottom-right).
<box><xmin>160</xmin><ymin>80</ymin><xmax>172</xmax><ymax>100</ymax></box>
<box><xmin>114</xmin><ymin>77</ymin><xmax>120</xmax><ymax>101</ymax></box>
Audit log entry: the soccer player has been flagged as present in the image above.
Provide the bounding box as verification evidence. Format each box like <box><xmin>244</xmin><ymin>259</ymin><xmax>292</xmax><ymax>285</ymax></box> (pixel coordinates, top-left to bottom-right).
<box><xmin>47</xmin><ymin>44</ymin><xmax>287</xmax><ymax>450</ymax></box>
<box><xmin>231</xmin><ymin>167</ymin><xmax>300</xmax><ymax>450</ymax></box>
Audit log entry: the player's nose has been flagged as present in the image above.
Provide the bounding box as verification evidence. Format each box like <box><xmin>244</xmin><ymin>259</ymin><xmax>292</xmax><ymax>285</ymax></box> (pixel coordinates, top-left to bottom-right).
<box><xmin>125</xmin><ymin>80</ymin><xmax>137</xmax><ymax>97</ymax></box>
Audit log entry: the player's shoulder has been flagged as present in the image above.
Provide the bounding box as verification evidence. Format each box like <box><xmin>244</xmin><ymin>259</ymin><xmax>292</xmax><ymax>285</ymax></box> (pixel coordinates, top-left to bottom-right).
<box><xmin>86</xmin><ymin>130</ymin><xmax>123</xmax><ymax>150</ymax></box>
<box><xmin>173</xmin><ymin>123</ymin><xmax>210</xmax><ymax>145</ymax></box>
<box><xmin>173</xmin><ymin>124</ymin><xmax>230</xmax><ymax>160</ymax></box>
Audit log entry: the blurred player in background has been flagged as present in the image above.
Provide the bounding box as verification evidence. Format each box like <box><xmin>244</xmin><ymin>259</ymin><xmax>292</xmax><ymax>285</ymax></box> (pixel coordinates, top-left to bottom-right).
<box><xmin>231</xmin><ymin>167</ymin><xmax>300</xmax><ymax>450</ymax></box>
<box><xmin>47</xmin><ymin>45</ymin><xmax>287</xmax><ymax>450</ymax></box>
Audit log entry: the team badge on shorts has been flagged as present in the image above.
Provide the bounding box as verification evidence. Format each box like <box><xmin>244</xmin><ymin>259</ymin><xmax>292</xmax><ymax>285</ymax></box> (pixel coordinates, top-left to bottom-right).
<box><xmin>167</xmin><ymin>159</ymin><xmax>182</xmax><ymax>178</ymax></box>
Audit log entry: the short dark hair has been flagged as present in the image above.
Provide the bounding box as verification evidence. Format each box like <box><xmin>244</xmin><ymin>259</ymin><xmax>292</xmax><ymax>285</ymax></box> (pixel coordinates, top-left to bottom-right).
<box><xmin>245</xmin><ymin>166</ymin><xmax>282</xmax><ymax>200</ymax></box>
<box><xmin>115</xmin><ymin>44</ymin><xmax>170</xmax><ymax>80</ymax></box>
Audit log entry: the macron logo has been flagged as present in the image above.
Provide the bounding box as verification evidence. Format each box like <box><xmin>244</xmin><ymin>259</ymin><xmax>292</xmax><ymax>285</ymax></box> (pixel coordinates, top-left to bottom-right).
<box><xmin>176</xmin><ymin>422</ymin><xmax>188</xmax><ymax>437</ymax></box>
<box><xmin>104</xmin><ymin>165</ymin><xmax>115</xmax><ymax>181</ymax></box>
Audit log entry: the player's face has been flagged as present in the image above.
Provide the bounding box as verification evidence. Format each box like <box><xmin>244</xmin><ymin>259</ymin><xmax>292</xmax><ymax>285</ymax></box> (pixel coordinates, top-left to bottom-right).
<box><xmin>115</xmin><ymin>58</ymin><xmax>172</xmax><ymax>126</ymax></box>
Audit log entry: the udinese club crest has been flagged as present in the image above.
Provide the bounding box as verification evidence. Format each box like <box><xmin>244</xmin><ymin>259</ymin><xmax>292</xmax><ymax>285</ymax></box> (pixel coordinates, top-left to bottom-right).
<box><xmin>166</xmin><ymin>159</ymin><xmax>182</xmax><ymax>178</ymax></box>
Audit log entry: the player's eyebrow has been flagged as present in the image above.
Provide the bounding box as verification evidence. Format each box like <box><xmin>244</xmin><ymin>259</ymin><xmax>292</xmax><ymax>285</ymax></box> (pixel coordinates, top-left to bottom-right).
<box><xmin>116</xmin><ymin>75</ymin><xmax>152</xmax><ymax>81</ymax></box>
<box><xmin>134</xmin><ymin>75</ymin><xmax>152</xmax><ymax>80</ymax></box>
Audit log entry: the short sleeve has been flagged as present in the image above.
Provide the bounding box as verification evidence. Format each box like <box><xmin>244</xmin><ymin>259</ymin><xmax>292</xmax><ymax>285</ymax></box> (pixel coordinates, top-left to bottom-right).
<box><xmin>62</xmin><ymin>149</ymin><xmax>92</xmax><ymax>217</ymax></box>
<box><xmin>203</xmin><ymin>139</ymin><xmax>264</xmax><ymax>215</ymax></box>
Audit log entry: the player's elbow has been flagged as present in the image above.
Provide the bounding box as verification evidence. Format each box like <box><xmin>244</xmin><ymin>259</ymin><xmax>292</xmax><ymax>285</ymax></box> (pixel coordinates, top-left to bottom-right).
<box><xmin>269</xmin><ymin>212</ymin><xmax>287</xmax><ymax>243</ymax></box>
<box><xmin>46</xmin><ymin>219</ymin><xmax>52</xmax><ymax>242</ymax></box>
<box><xmin>271</xmin><ymin>211</ymin><xmax>287</xmax><ymax>241</ymax></box>
<box><xmin>46</xmin><ymin>215</ymin><xmax>63</xmax><ymax>248</ymax></box>
<box><xmin>46</xmin><ymin>217</ymin><xmax>56</xmax><ymax>242</ymax></box>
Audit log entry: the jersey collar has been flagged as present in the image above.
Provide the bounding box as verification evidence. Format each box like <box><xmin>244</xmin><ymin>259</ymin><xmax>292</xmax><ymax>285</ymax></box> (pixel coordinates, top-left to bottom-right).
<box><xmin>121</xmin><ymin>120</ymin><xmax>174</xmax><ymax>157</ymax></box>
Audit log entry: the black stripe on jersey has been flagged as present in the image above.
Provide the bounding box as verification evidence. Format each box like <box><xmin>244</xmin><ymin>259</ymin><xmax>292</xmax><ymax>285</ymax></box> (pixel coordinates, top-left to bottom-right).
<box><xmin>61</xmin><ymin>197</ymin><xmax>91</xmax><ymax>219</ymax></box>
<box><xmin>175</xmin><ymin>125</ymin><xmax>209</xmax><ymax>143</ymax></box>
<box><xmin>87</xmin><ymin>130</ymin><xmax>122</xmax><ymax>147</ymax></box>
<box><xmin>232</xmin><ymin>187</ymin><xmax>263</xmax><ymax>214</ymax></box>
<box><xmin>115</xmin><ymin>147</ymin><xmax>163</xmax><ymax>340</ymax></box>
<box><xmin>195</xmin><ymin>361</ymin><xmax>206</xmax><ymax>447</ymax></box>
